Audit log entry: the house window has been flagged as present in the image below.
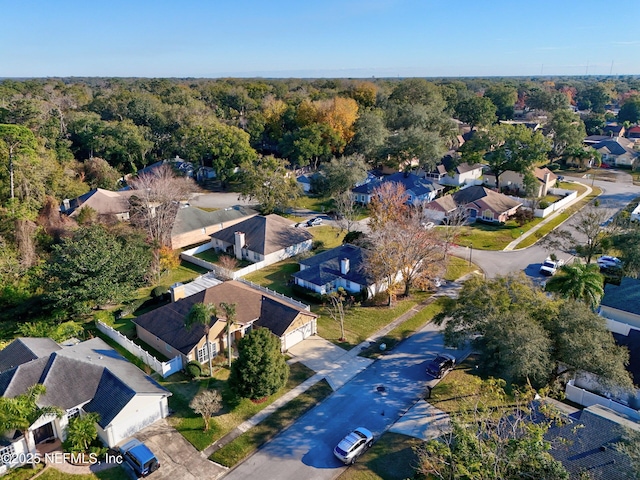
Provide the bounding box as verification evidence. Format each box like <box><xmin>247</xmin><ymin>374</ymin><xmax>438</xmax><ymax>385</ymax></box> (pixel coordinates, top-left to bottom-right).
<box><xmin>482</xmin><ymin>210</ymin><xmax>494</xmax><ymax>221</ymax></box>
<box><xmin>197</xmin><ymin>342</ymin><xmax>217</xmax><ymax>363</ymax></box>
<box><xmin>67</xmin><ymin>407</ymin><xmax>81</xmax><ymax>419</ymax></box>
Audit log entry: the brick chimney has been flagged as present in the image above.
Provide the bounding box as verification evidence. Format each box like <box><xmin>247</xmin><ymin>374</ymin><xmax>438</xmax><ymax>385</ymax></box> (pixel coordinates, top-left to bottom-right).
<box><xmin>234</xmin><ymin>231</ymin><xmax>246</xmax><ymax>260</ymax></box>
<box><xmin>340</xmin><ymin>258</ymin><xmax>350</xmax><ymax>275</ymax></box>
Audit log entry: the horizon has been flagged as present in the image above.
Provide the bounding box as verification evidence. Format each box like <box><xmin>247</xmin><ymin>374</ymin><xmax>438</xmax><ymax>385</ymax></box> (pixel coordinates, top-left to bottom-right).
<box><xmin>2</xmin><ymin>0</ymin><xmax>639</xmax><ymax>78</ymax></box>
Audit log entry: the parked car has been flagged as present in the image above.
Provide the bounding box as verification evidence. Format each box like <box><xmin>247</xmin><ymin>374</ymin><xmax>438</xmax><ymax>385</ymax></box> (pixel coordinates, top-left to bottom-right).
<box><xmin>426</xmin><ymin>353</ymin><xmax>456</xmax><ymax>379</ymax></box>
<box><xmin>307</xmin><ymin>217</ymin><xmax>323</xmax><ymax>227</ymax></box>
<box><xmin>421</xmin><ymin>221</ymin><xmax>435</xmax><ymax>229</ymax></box>
<box><xmin>540</xmin><ymin>257</ymin><xmax>563</xmax><ymax>276</ymax></box>
<box><xmin>119</xmin><ymin>438</ymin><xmax>160</xmax><ymax>477</ymax></box>
<box><xmin>597</xmin><ymin>255</ymin><xmax>622</xmax><ymax>269</ymax></box>
<box><xmin>333</xmin><ymin>427</ymin><xmax>374</xmax><ymax>464</ymax></box>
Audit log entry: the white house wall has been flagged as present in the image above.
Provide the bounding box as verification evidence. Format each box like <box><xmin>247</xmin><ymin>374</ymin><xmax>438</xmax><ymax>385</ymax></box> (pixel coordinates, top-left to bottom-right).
<box><xmin>98</xmin><ymin>395</ymin><xmax>169</xmax><ymax>447</ymax></box>
<box><xmin>599</xmin><ymin>306</ymin><xmax>640</xmax><ymax>330</ymax></box>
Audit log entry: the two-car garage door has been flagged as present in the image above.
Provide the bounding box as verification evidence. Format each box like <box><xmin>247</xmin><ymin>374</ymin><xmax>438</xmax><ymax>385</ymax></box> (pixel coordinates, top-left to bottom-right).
<box><xmin>283</xmin><ymin>319</ymin><xmax>316</xmax><ymax>351</ymax></box>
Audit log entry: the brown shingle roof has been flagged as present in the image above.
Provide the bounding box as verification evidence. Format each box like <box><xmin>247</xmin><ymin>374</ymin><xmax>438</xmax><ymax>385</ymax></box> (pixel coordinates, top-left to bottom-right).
<box><xmin>210</xmin><ymin>215</ymin><xmax>312</xmax><ymax>255</ymax></box>
<box><xmin>453</xmin><ymin>185</ymin><xmax>522</xmax><ymax>214</ymax></box>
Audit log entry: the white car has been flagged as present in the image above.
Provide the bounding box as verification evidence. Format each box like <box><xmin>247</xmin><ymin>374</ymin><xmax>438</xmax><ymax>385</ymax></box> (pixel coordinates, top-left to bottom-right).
<box><xmin>597</xmin><ymin>255</ymin><xmax>622</xmax><ymax>269</ymax></box>
<box><xmin>540</xmin><ymin>258</ymin><xmax>563</xmax><ymax>276</ymax></box>
<box><xmin>333</xmin><ymin>427</ymin><xmax>374</xmax><ymax>464</ymax></box>
<box><xmin>421</xmin><ymin>221</ymin><xmax>435</xmax><ymax>229</ymax></box>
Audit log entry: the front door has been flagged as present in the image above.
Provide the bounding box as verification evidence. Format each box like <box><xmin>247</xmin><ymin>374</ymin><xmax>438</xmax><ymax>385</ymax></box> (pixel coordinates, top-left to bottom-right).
<box><xmin>33</xmin><ymin>422</ymin><xmax>54</xmax><ymax>444</ymax></box>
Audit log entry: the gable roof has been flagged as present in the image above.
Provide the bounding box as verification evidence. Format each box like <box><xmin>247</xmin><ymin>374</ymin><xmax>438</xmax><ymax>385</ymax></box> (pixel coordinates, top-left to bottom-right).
<box><xmin>210</xmin><ymin>215</ymin><xmax>312</xmax><ymax>255</ymax></box>
<box><xmin>171</xmin><ymin>204</ymin><xmax>257</xmax><ymax>236</ymax></box>
<box><xmin>0</xmin><ymin>338</ymin><xmax>168</xmax><ymax>423</ymax></box>
<box><xmin>452</xmin><ymin>185</ymin><xmax>522</xmax><ymax>214</ymax></box>
<box><xmin>545</xmin><ymin>405</ymin><xmax>636</xmax><ymax>479</ymax></box>
<box><xmin>63</xmin><ymin>188</ymin><xmax>136</xmax><ymax>217</ymax></box>
<box><xmin>352</xmin><ymin>172</ymin><xmax>443</xmax><ymax>196</ymax></box>
<box><xmin>292</xmin><ymin>244</ymin><xmax>371</xmax><ymax>288</ymax></box>
<box><xmin>133</xmin><ymin>280</ymin><xmax>316</xmax><ymax>354</ymax></box>
<box><xmin>438</xmin><ymin>155</ymin><xmax>483</xmax><ymax>175</ymax></box>
<box><xmin>255</xmin><ymin>296</ymin><xmax>309</xmax><ymax>337</ymax></box>
<box><xmin>0</xmin><ymin>338</ymin><xmax>61</xmax><ymax>374</ymax></box>
<box><xmin>594</xmin><ymin>137</ymin><xmax>637</xmax><ymax>156</ymax></box>
<box><xmin>534</xmin><ymin>166</ymin><xmax>557</xmax><ymax>183</ymax></box>
<box><xmin>601</xmin><ymin>277</ymin><xmax>640</xmax><ymax>316</ymax></box>
<box><xmin>425</xmin><ymin>194</ymin><xmax>459</xmax><ymax>214</ymax></box>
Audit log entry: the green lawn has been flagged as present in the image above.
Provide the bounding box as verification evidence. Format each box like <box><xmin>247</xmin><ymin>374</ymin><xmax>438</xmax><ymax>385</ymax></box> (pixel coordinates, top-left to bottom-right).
<box><xmin>161</xmin><ymin>362</ymin><xmax>316</xmax><ymax>451</ymax></box>
<box><xmin>209</xmin><ymin>379</ymin><xmax>333</xmax><ymax>467</ymax></box>
<box><xmin>316</xmin><ymin>291</ymin><xmax>431</xmax><ymax>349</ymax></box>
<box><xmin>456</xmin><ymin>220</ymin><xmax>537</xmax><ymax>250</ymax></box>
<box><xmin>336</xmin><ymin>432</ymin><xmax>422</xmax><ymax>480</ymax></box>
<box><xmin>443</xmin><ymin>255</ymin><xmax>478</xmax><ymax>281</ymax></box>
<box><xmin>3</xmin><ymin>465</ymin><xmax>129</xmax><ymax>480</ymax></box>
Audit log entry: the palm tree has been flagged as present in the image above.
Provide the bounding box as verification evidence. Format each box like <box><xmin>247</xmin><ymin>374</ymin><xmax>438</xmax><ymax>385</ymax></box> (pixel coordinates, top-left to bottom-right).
<box><xmin>545</xmin><ymin>261</ymin><xmax>604</xmax><ymax>309</ymax></box>
<box><xmin>185</xmin><ymin>303</ymin><xmax>218</xmax><ymax>376</ymax></box>
<box><xmin>220</xmin><ymin>302</ymin><xmax>238</xmax><ymax>368</ymax></box>
<box><xmin>0</xmin><ymin>384</ymin><xmax>61</xmax><ymax>467</ymax></box>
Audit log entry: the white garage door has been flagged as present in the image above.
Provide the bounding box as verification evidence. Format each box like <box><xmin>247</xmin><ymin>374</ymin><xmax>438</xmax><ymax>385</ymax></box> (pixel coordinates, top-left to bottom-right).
<box><xmin>284</xmin><ymin>321</ymin><xmax>314</xmax><ymax>350</ymax></box>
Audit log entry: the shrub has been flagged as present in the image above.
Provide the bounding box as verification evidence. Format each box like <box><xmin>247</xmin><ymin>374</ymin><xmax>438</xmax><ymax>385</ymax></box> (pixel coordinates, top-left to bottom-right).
<box><xmin>343</xmin><ymin>230</ymin><xmax>364</xmax><ymax>245</ymax></box>
<box><xmin>547</xmin><ymin>163</ymin><xmax>560</xmax><ymax>171</ymax></box>
<box><xmin>539</xmin><ymin>201</ymin><xmax>550</xmax><ymax>209</ymax></box>
<box><xmin>312</xmin><ymin>240</ymin><xmax>325</xmax><ymax>250</ymax></box>
<box><xmin>186</xmin><ymin>360</ymin><xmax>202</xmax><ymax>378</ymax></box>
<box><xmin>151</xmin><ymin>286</ymin><xmax>166</xmax><ymax>299</ymax></box>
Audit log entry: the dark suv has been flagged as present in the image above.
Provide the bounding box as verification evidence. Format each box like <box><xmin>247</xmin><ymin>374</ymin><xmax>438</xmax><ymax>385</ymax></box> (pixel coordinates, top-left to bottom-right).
<box><xmin>119</xmin><ymin>438</ymin><xmax>160</xmax><ymax>477</ymax></box>
<box><xmin>426</xmin><ymin>353</ymin><xmax>456</xmax><ymax>379</ymax></box>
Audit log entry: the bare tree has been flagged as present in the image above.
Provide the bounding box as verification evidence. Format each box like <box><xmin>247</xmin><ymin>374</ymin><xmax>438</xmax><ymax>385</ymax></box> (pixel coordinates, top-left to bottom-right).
<box><xmin>542</xmin><ymin>203</ymin><xmax>613</xmax><ymax>264</ymax></box>
<box><xmin>189</xmin><ymin>389</ymin><xmax>223</xmax><ymax>431</ymax></box>
<box><xmin>366</xmin><ymin>182</ymin><xmax>445</xmax><ymax>300</ymax></box>
<box><xmin>333</xmin><ymin>191</ymin><xmax>359</xmax><ymax>233</ymax></box>
<box><xmin>437</xmin><ymin>204</ymin><xmax>469</xmax><ymax>260</ymax></box>
<box><xmin>128</xmin><ymin>164</ymin><xmax>195</xmax><ymax>248</ymax></box>
<box><xmin>326</xmin><ymin>288</ymin><xmax>349</xmax><ymax>341</ymax></box>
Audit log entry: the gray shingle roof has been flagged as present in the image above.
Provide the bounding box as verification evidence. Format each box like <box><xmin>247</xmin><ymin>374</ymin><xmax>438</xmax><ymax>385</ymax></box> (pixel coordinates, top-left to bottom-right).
<box><xmin>64</xmin><ymin>188</ymin><xmax>135</xmax><ymax>217</ymax></box>
<box><xmin>601</xmin><ymin>277</ymin><xmax>640</xmax><ymax>316</ymax></box>
<box><xmin>0</xmin><ymin>338</ymin><xmax>61</xmax><ymax>374</ymax></box>
<box><xmin>84</xmin><ymin>369</ymin><xmax>135</xmax><ymax>428</ymax></box>
<box><xmin>292</xmin><ymin>244</ymin><xmax>371</xmax><ymax>288</ymax></box>
<box><xmin>171</xmin><ymin>205</ymin><xmax>257</xmax><ymax>236</ymax></box>
<box><xmin>210</xmin><ymin>214</ymin><xmax>312</xmax><ymax>255</ymax></box>
<box><xmin>255</xmin><ymin>297</ymin><xmax>304</xmax><ymax>337</ymax></box>
<box><xmin>352</xmin><ymin>172</ymin><xmax>443</xmax><ymax>197</ymax></box>
<box><xmin>0</xmin><ymin>338</ymin><xmax>168</xmax><ymax>417</ymax></box>
<box><xmin>452</xmin><ymin>185</ymin><xmax>522</xmax><ymax>214</ymax></box>
<box><xmin>546</xmin><ymin>406</ymin><xmax>635</xmax><ymax>479</ymax></box>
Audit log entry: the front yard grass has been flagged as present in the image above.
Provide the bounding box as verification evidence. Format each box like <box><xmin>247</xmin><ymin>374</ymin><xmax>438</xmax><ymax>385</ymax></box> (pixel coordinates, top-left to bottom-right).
<box><xmin>3</xmin><ymin>466</ymin><xmax>128</xmax><ymax>480</ymax></box>
<box><xmin>336</xmin><ymin>432</ymin><xmax>422</xmax><ymax>480</ymax></box>
<box><xmin>161</xmin><ymin>362</ymin><xmax>316</xmax><ymax>451</ymax></box>
<box><xmin>443</xmin><ymin>255</ymin><xmax>478</xmax><ymax>281</ymax></box>
<box><xmin>317</xmin><ymin>291</ymin><xmax>431</xmax><ymax>349</ymax></box>
<box><xmin>209</xmin><ymin>379</ymin><xmax>333</xmax><ymax>467</ymax></box>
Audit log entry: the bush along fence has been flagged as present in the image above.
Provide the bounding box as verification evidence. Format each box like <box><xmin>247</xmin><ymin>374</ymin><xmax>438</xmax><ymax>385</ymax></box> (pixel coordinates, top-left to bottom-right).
<box><xmin>96</xmin><ymin>321</ymin><xmax>182</xmax><ymax>378</ymax></box>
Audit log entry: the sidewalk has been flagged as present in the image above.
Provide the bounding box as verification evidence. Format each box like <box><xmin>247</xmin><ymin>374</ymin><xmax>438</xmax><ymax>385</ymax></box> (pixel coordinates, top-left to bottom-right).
<box><xmin>503</xmin><ymin>182</ymin><xmax>592</xmax><ymax>251</ymax></box>
<box><xmin>203</xmin><ymin>276</ymin><xmax>471</xmax><ymax>457</ymax></box>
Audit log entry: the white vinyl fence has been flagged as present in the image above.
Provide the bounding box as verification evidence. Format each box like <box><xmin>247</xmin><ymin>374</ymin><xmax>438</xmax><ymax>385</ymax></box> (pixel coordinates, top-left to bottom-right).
<box><xmin>565</xmin><ymin>380</ymin><xmax>640</xmax><ymax>421</ymax></box>
<box><xmin>97</xmin><ymin>321</ymin><xmax>182</xmax><ymax>378</ymax></box>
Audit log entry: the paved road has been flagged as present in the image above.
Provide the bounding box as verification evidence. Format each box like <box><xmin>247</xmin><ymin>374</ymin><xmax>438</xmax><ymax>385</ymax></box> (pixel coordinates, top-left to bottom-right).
<box><xmin>224</xmin><ymin>322</ymin><xmax>453</xmax><ymax>480</ymax></box>
<box><xmin>462</xmin><ymin>173</ymin><xmax>640</xmax><ymax>279</ymax></box>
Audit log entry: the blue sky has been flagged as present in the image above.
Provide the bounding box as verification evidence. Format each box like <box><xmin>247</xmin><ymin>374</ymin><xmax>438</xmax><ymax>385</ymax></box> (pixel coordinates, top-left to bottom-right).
<box><xmin>2</xmin><ymin>0</ymin><xmax>639</xmax><ymax>78</ymax></box>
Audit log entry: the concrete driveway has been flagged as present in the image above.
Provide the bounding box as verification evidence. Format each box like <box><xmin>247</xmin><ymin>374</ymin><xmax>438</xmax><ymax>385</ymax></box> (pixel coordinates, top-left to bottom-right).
<box><xmin>286</xmin><ymin>336</ymin><xmax>373</xmax><ymax>390</ymax></box>
<box><xmin>133</xmin><ymin>419</ymin><xmax>227</xmax><ymax>480</ymax></box>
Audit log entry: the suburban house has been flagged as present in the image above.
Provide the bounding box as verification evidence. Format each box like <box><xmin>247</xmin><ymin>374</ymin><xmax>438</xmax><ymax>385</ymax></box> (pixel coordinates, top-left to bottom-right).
<box><xmin>424</xmin><ymin>185</ymin><xmax>522</xmax><ymax>224</ymax></box>
<box><xmin>292</xmin><ymin>244</ymin><xmax>383</xmax><ymax>297</ymax></box>
<box><xmin>133</xmin><ymin>280</ymin><xmax>318</xmax><ymax>362</ymax></box>
<box><xmin>627</xmin><ymin>125</ymin><xmax>640</xmax><ymax>139</ymax></box>
<box><xmin>209</xmin><ymin>214</ymin><xmax>313</xmax><ymax>267</ymax></box>
<box><xmin>583</xmin><ymin>134</ymin><xmax>611</xmax><ymax>146</ymax></box>
<box><xmin>599</xmin><ymin>277</ymin><xmax>640</xmax><ymax>330</ymax></box>
<box><xmin>602</xmin><ymin>123</ymin><xmax>626</xmax><ymax>138</ymax></box>
<box><xmin>351</xmin><ymin>172</ymin><xmax>444</xmax><ymax>205</ymax></box>
<box><xmin>60</xmin><ymin>188</ymin><xmax>136</xmax><ymax>220</ymax></box>
<box><xmin>170</xmin><ymin>204</ymin><xmax>258</xmax><ymax>250</ymax></box>
<box><xmin>484</xmin><ymin>166</ymin><xmax>558</xmax><ymax>197</ymax></box>
<box><xmin>425</xmin><ymin>155</ymin><xmax>483</xmax><ymax>187</ymax></box>
<box><xmin>593</xmin><ymin>137</ymin><xmax>639</xmax><ymax>168</ymax></box>
<box><xmin>0</xmin><ymin>337</ymin><xmax>170</xmax><ymax>467</ymax></box>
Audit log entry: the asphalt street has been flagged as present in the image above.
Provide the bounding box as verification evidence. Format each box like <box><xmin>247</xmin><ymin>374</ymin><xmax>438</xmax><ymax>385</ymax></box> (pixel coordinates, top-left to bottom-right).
<box><xmin>224</xmin><ymin>322</ymin><xmax>451</xmax><ymax>480</ymax></box>
<box><xmin>459</xmin><ymin>173</ymin><xmax>640</xmax><ymax>279</ymax></box>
